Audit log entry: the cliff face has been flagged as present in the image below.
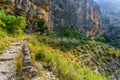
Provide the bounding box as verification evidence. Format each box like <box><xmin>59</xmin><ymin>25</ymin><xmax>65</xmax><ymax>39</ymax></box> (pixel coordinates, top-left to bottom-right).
<box><xmin>48</xmin><ymin>0</ymin><xmax>103</xmax><ymax>37</ymax></box>
<box><xmin>0</xmin><ymin>0</ymin><xmax>103</xmax><ymax>37</ymax></box>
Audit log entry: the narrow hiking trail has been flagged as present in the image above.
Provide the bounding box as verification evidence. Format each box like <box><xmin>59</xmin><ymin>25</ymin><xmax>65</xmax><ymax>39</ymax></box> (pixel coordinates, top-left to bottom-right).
<box><xmin>0</xmin><ymin>40</ymin><xmax>58</xmax><ymax>80</ymax></box>
<box><xmin>0</xmin><ymin>41</ymin><xmax>23</xmax><ymax>80</ymax></box>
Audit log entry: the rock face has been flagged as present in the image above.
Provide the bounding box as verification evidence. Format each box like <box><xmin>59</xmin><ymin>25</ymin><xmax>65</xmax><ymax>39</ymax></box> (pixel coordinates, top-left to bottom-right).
<box><xmin>48</xmin><ymin>0</ymin><xmax>104</xmax><ymax>37</ymax></box>
<box><xmin>0</xmin><ymin>0</ymin><xmax>103</xmax><ymax>37</ymax></box>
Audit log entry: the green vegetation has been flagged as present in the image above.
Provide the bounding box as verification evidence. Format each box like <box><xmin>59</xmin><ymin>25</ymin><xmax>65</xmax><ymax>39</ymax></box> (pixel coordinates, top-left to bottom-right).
<box><xmin>0</xmin><ymin>10</ymin><xmax>26</xmax><ymax>54</ymax></box>
<box><xmin>28</xmin><ymin>35</ymin><xmax>109</xmax><ymax>80</ymax></box>
<box><xmin>0</xmin><ymin>10</ymin><xmax>26</xmax><ymax>34</ymax></box>
<box><xmin>45</xmin><ymin>28</ymin><xmax>91</xmax><ymax>51</ymax></box>
<box><xmin>57</xmin><ymin>28</ymin><xmax>90</xmax><ymax>40</ymax></box>
<box><xmin>35</xmin><ymin>47</ymin><xmax>108</xmax><ymax>80</ymax></box>
<box><xmin>27</xmin><ymin>30</ymin><xmax>120</xmax><ymax>80</ymax></box>
<box><xmin>95</xmin><ymin>37</ymin><xmax>106</xmax><ymax>43</ymax></box>
<box><xmin>0</xmin><ymin>10</ymin><xmax>120</xmax><ymax>80</ymax></box>
<box><xmin>37</xmin><ymin>19</ymin><xmax>48</xmax><ymax>35</ymax></box>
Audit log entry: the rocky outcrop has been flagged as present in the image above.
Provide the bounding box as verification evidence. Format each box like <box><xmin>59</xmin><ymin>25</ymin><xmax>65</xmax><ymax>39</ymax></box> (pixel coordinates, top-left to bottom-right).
<box><xmin>0</xmin><ymin>0</ymin><xmax>103</xmax><ymax>37</ymax></box>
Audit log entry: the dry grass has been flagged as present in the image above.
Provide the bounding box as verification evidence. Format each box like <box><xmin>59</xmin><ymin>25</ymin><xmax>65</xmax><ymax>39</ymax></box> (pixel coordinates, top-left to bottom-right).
<box><xmin>15</xmin><ymin>53</ymin><xmax>23</xmax><ymax>79</ymax></box>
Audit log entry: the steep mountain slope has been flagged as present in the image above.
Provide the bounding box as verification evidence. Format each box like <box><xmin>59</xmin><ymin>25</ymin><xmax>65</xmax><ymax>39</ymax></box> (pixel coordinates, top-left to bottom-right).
<box><xmin>1</xmin><ymin>0</ymin><xmax>120</xmax><ymax>80</ymax></box>
<box><xmin>95</xmin><ymin>0</ymin><xmax>120</xmax><ymax>48</ymax></box>
<box><xmin>27</xmin><ymin>33</ymin><xmax>120</xmax><ymax>80</ymax></box>
<box><xmin>0</xmin><ymin>0</ymin><xmax>103</xmax><ymax>37</ymax></box>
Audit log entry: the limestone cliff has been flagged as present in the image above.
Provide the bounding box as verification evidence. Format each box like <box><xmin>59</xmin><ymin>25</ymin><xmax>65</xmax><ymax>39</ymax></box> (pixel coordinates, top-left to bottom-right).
<box><xmin>0</xmin><ymin>0</ymin><xmax>103</xmax><ymax>37</ymax></box>
<box><xmin>48</xmin><ymin>0</ymin><xmax>104</xmax><ymax>37</ymax></box>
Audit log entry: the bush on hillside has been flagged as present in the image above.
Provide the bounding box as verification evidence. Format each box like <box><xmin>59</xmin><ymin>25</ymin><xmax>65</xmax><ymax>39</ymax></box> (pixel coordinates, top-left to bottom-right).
<box><xmin>0</xmin><ymin>10</ymin><xmax>26</xmax><ymax>34</ymax></box>
<box><xmin>37</xmin><ymin>19</ymin><xmax>48</xmax><ymax>35</ymax></box>
<box><xmin>57</xmin><ymin>28</ymin><xmax>91</xmax><ymax>40</ymax></box>
<box><xmin>95</xmin><ymin>37</ymin><xmax>106</xmax><ymax>43</ymax></box>
<box><xmin>58</xmin><ymin>28</ymin><xmax>74</xmax><ymax>38</ymax></box>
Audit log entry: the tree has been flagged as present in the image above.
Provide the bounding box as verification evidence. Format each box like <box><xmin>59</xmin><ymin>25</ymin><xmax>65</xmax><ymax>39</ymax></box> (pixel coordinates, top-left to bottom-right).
<box><xmin>37</xmin><ymin>19</ymin><xmax>48</xmax><ymax>35</ymax></box>
<box><xmin>0</xmin><ymin>10</ymin><xmax>26</xmax><ymax>34</ymax></box>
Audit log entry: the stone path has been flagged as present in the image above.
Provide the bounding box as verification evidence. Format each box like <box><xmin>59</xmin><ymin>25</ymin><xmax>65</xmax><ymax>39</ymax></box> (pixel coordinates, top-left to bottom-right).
<box><xmin>0</xmin><ymin>41</ymin><xmax>58</xmax><ymax>80</ymax></box>
<box><xmin>0</xmin><ymin>41</ymin><xmax>23</xmax><ymax>80</ymax></box>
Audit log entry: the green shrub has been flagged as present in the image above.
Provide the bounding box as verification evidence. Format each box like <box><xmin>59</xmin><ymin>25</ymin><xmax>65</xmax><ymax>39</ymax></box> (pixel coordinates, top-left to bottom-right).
<box><xmin>0</xmin><ymin>20</ymin><xmax>5</xmax><ymax>27</ymax></box>
<box><xmin>0</xmin><ymin>10</ymin><xmax>26</xmax><ymax>34</ymax></box>
<box><xmin>57</xmin><ymin>28</ymin><xmax>91</xmax><ymax>40</ymax></box>
<box><xmin>35</xmin><ymin>49</ymin><xmax>45</xmax><ymax>61</ymax></box>
<box><xmin>37</xmin><ymin>19</ymin><xmax>48</xmax><ymax>35</ymax></box>
<box><xmin>2</xmin><ymin>15</ymin><xmax>16</xmax><ymax>24</ymax></box>
<box><xmin>58</xmin><ymin>28</ymin><xmax>74</xmax><ymax>38</ymax></box>
<box><xmin>95</xmin><ymin>37</ymin><xmax>106</xmax><ymax>43</ymax></box>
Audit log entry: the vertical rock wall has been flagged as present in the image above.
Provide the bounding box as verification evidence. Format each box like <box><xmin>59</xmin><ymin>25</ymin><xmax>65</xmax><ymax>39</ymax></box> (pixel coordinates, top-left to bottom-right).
<box><xmin>48</xmin><ymin>0</ymin><xmax>104</xmax><ymax>37</ymax></box>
